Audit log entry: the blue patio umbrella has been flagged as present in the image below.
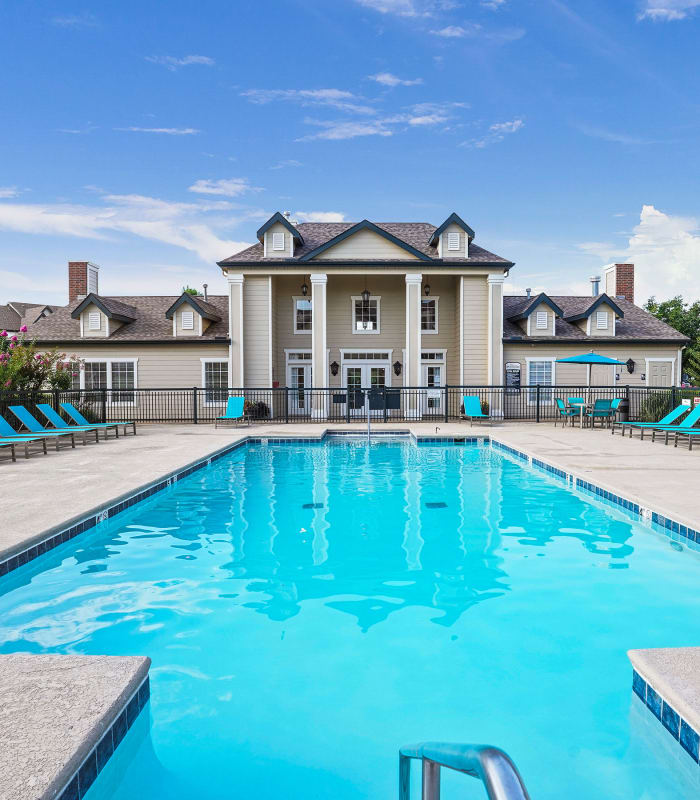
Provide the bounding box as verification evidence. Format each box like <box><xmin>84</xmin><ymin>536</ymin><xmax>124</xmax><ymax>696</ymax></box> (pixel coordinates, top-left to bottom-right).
<box><xmin>556</xmin><ymin>351</ymin><xmax>627</xmax><ymax>387</ymax></box>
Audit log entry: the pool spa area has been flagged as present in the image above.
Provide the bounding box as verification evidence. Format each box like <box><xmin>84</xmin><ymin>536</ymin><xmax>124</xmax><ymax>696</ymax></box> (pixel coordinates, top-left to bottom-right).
<box><xmin>2</xmin><ymin>437</ymin><xmax>700</xmax><ymax>799</ymax></box>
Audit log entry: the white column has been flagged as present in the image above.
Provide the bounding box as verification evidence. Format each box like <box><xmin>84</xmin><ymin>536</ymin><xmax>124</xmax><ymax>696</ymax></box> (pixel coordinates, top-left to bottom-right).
<box><xmin>487</xmin><ymin>273</ymin><xmax>505</xmax><ymax>417</ymax></box>
<box><xmin>311</xmin><ymin>273</ymin><xmax>328</xmax><ymax>418</ymax></box>
<box><xmin>227</xmin><ymin>274</ymin><xmax>245</xmax><ymax>388</ymax></box>
<box><xmin>405</xmin><ymin>273</ymin><xmax>422</xmax><ymax>417</ymax></box>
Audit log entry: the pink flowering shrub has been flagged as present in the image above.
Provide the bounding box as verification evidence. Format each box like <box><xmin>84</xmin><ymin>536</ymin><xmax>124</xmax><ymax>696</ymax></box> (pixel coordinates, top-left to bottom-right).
<box><xmin>0</xmin><ymin>328</ymin><xmax>83</xmax><ymax>392</ymax></box>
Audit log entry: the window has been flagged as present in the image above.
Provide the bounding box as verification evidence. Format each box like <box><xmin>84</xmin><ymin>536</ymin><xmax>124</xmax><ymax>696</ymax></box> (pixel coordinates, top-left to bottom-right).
<box><xmin>447</xmin><ymin>231</ymin><xmax>460</xmax><ymax>251</ymax></box>
<box><xmin>65</xmin><ymin>361</ymin><xmax>81</xmax><ymax>391</ymax></box>
<box><xmin>535</xmin><ymin>311</ymin><xmax>548</xmax><ymax>330</ymax></box>
<box><xmin>84</xmin><ymin>361</ymin><xmax>107</xmax><ymax>390</ymax></box>
<box><xmin>272</xmin><ymin>232</ymin><xmax>285</xmax><ymax>251</ymax></box>
<box><xmin>527</xmin><ymin>359</ymin><xmax>555</xmax><ymax>404</ymax></box>
<box><xmin>342</xmin><ymin>352</ymin><xmax>389</xmax><ymax>360</ymax></box>
<box><xmin>294</xmin><ymin>297</ymin><xmax>312</xmax><ymax>333</ymax></box>
<box><xmin>181</xmin><ymin>310</ymin><xmax>195</xmax><ymax>330</ymax></box>
<box><xmin>287</xmin><ymin>351</ymin><xmax>312</xmax><ymax>361</ymax></box>
<box><xmin>110</xmin><ymin>361</ymin><xmax>135</xmax><ymax>403</ymax></box>
<box><xmin>421</xmin><ymin>298</ymin><xmax>438</xmax><ymax>333</ymax></box>
<box><xmin>596</xmin><ymin>311</ymin><xmax>608</xmax><ymax>330</ymax></box>
<box><xmin>88</xmin><ymin>311</ymin><xmax>100</xmax><ymax>330</ymax></box>
<box><xmin>352</xmin><ymin>296</ymin><xmax>380</xmax><ymax>334</ymax></box>
<box><xmin>203</xmin><ymin>360</ymin><xmax>228</xmax><ymax>404</ymax></box>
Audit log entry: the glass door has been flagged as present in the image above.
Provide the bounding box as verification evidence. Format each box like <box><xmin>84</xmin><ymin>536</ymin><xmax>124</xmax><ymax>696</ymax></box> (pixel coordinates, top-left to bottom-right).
<box><xmin>422</xmin><ymin>363</ymin><xmax>443</xmax><ymax>415</ymax></box>
<box><xmin>344</xmin><ymin>366</ymin><xmax>364</xmax><ymax>416</ymax></box>
<box><xmin>288</xmin><ymin>365</ymin><xmax>312</xmax><ymax>413</ymax></box>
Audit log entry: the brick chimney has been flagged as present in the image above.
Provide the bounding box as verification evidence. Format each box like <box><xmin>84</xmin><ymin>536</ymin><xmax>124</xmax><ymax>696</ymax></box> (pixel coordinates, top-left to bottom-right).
<box><xmin>68</xmin><ymin>261</ymin><xmax>99</xmax><ymax>303</ymax></box>
<box><xmin>613</xmin><ymin>263</ymin><xmax>634</xmax><ymax>304</ymax></box>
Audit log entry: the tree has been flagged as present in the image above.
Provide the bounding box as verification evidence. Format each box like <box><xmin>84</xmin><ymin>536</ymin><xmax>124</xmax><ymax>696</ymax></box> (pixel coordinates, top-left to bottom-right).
<box><xmin>182</xmin><ymin>285</ymin><xmax>199</xmax><ymax>295</ymax></box>
<box><xmin>644</xmin><ymin>295</ymin><xmax>700</xmax><ymax>380</ymax></box>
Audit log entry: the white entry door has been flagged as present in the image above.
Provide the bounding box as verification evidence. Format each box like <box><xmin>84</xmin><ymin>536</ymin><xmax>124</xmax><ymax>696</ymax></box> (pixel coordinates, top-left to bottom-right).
<box><xmin>343</xmin><ymin>364</ymin><xmax>389</xmax><ymax>417</ymax></box>
<box><xmin>421</xmin><ymin>363</ymin><xmax>443</xmax><ymax>415</ymax></box>
<box><xmin>648</xmin><ymin>361</ymin><xmax>673</xmax><ymax>387</ymax></box>
<box><xmin>288</xmin><ymin>364</ymin><xmax>312</xmax><ymax>413</ymax></box>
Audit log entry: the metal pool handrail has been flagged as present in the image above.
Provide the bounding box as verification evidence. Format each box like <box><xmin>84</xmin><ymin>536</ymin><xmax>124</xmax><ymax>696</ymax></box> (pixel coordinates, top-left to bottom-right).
<box><xmin>399</xmin><ymin>742</ymin><xmax>531</xmax><ymax>800</ymax></box>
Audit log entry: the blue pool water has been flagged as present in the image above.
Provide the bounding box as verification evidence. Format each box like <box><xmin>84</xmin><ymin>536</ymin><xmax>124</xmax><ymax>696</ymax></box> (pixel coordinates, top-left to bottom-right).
<box><xmin>1</xmin><ymin>440</ymin><xmax>699</xmax><ymax>799</ymax></box>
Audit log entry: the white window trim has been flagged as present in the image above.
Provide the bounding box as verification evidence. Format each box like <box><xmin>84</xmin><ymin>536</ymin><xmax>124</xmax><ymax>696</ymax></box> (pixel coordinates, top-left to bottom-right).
<box><xmin>596</xmin><ymin>311</ymin><xmax>609</xmax><ymax>330</ymax></box>
<box><xmin>181</xmin><ymin>310</ymin><xmax>195</xmax><ymax>330</ymax></box>
<box><xmin>339</xmin><ymin>349</ymin><xmax>392</xmax><ymax>363</ymax></box>
<box><xmin>644</xmin><ymin>358</ymin><xmax>675</xmax><ymax>387</ymax></box>
<box><xmin>200</xmin><ymin>358</ymin><xmax>229</xmax><ymax>406</ymax></box>
<box><xmin>80</xmin><ymin>358</ymin><xmax>138</xmax><ymax>404</ymax></box>
<box><xmin>525</xmin><ymin>357</ymin><xmax>556</xmax><ymax>405</ymax></box>
<box><xmin>351</xmin><ymin>295</ymin><xmax>381</xmax><ymax>335</ymax></box>
<box><xmin>421</xmin><ymin>349</ymin><xmax>446</xmax><ymax>363</ymax></box>
<box><xmin>292</xmin><ymin>295</ymin><xmax>312</xmax><ymax>335</ymax></box>
<box><xmin>272</xmin><ymin>231</ymin><xmax>285</xmax><ymax>251</ymax></box>
<box><xmin>447</xmin><ymin>231</ymin><xmax>460</xmax><ymax>251</ymax></box>
<box><xmin>421</xmin><ymin>296</ymin><xmax>439</xmax><ymax>335</ymax></box>
<box><xmin>88</xmin><ymin>311</ymin><xmax>101</xmax><ymax>331</ymax></box>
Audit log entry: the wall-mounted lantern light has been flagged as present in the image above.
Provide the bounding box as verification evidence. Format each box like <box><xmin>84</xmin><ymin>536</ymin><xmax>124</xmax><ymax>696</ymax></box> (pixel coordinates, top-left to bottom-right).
<box><xmin>424</xmin><ymin>283</ymin><xmax>431</xmax><ymax>296</ymax></box>
<box><xmin>626</xmin><ymin>358</ymin><xmax>635</xmax><ymax>374</ymax></box>
<box><xmin>301</xmin><ymin>278</ymin><xmax>309</xmax><ymax>297</ymax></box>
<box><xmin>393</xmin><ymin>360</ymin><xmax>402</xmax><ymax>377</ymax></box>
<box><xmin>330</xmin><ymin>361</ymin><xmax>339</xmax><ymax>377</ymax></box>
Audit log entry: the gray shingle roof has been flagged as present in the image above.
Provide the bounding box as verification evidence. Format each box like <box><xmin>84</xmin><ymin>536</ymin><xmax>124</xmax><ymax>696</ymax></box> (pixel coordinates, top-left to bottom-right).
<box><xmin>0</xmin><ymin>305</ymin><xmax>21</xmax><ymax>331</ymax></box>
<box><xmin>24</xmin><ymin>296</ymin><xmax>230</xmax><ymax>343</ymax></box>
<box><xmin>503</xmin><ymin>295</ymin><xmax>689</xmax><ymax>342</ymax></box>
<box><xmin>219</xmin><ymin>221</ymin><xmax>512</xmax><ymax>266</ymax></box>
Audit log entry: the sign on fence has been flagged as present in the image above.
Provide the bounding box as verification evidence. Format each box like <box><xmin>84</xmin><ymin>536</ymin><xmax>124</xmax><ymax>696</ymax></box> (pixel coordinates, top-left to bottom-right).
<box><xmin>505</xmin><ymin>363</ymin><xmax>521</xmax><ymax>394</ymax></box>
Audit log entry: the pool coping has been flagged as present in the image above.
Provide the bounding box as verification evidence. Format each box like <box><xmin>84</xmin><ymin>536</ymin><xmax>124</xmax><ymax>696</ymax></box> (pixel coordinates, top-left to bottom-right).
<box><xmin>1</xmin><ymin>430</ymin><xmax>698</xmax><ymax>580</ymax></box>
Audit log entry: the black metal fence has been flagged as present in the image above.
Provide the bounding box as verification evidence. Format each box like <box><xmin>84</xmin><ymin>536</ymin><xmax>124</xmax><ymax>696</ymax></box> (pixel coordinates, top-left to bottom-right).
<box><xmin>1</xmin><ymin>385</ymin><xmax>700</xmax><ymax>427</ymax></box>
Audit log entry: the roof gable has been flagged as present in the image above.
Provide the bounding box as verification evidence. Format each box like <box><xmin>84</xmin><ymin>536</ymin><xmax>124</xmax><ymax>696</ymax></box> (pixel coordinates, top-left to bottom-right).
<box><xmin>300</xmin><ymin>219</ymin><xmax>431</xmax><ymax>262</ymax></box>
<box><xmin>428</xmin><ymin>212</ymin><xmax>476</xmax><ymax>246</ymax></box>
<box><xmin>507</xmin><ymin>293</ymin><xmax>564</xmax><ymax>321</ymax></box>
<box><xmin>256</xmin><ymin>212</ymin><xmax>304</xmax><ymax>245</ymax></box>
<box><xmin>70</xmin><ymin>294</ymin><xmax>138</xmax><ymax>322</ymax></box>
<box><xmin>565</xmin><ymin>293</ymin><xmax>624</xmax><ymax>322</ymax></box>
<box><xmin>165</xmin><ymin>293</ymin><xmax>222</xmax><ymax>322</ymax></box>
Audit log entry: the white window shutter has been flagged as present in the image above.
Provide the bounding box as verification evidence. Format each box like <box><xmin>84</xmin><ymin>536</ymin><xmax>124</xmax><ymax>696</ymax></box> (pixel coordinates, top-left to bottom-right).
<box><xmin>596</xmin><ymin>311</ymin><xmax>608</xmax><ymax>329</ymax></box>
<box><xmin>447</xmin><ymin>231</ymin><xmax>460</xmax><ymax>251</ymax></box>
<box><xmin>88</xmin><ymin>312</ymin><xmax>100</xmax><ymax>330</ymax></box>
<box><xmin>272</xmin><ymin>232</ymin><xmax>285</xmax><ymax>251</ymax></box>
<box><xmin>536</xmin><ymin>311</ymin><xmax>548</xmax><ymax>330</ymax></box>
<box><xmin>181</xmin><ymin>311</ymin><xmax>195</xmax><ymax>330</ymax></box>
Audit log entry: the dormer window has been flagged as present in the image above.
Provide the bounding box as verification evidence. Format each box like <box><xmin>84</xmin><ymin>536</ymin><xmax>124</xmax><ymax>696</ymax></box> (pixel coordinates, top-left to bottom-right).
<box><xmin>535</xmin><ymin>311</ymin><xmax>548</xmax><ymax>330</ymax></box>
<box><xmin>181</xmin><ymin>311</ymin><xmax>195</xmax><ymax>330</ymax></box>
<box><xmin>272</xmin><ymin>232</ymin><xmax>285</xmax><ymax>251</ymax></box>
<box><xmin>447</xmin><ymin>232</ymin><xmax>460</xmax><ymax>251</ymax></box>
<box><xmin>596</xmin><ymin>311</ymin><xmax>608</xmax><ymax>329</ymax></box>
<box><xmin>88</xmin><ymin>312</ymin><xmax>100</xmax><ymax>330</ymax></box>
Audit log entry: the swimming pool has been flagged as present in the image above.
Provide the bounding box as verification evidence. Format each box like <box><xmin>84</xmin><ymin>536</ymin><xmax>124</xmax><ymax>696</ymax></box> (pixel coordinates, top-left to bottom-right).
<box><xmin>1</xmin><ymin>439</ymin><xmax>699</xmax><ymax>799</ymax></box>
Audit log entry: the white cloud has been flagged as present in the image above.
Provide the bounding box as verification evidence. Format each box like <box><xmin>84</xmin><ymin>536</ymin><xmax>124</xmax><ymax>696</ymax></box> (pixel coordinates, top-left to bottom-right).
<box><xmin>241</xmin><ymin>88</ymin><xmax>376</xmax><ymax>116</ymax></box>
<box><xmin>482</xmin><ymin>0</ymin><xmax>506</xmax><ymax>7</ymax></box>
<box><xmin>294</xmin><ymin>211</ymin><xmax>347</xmax><ymax>222</ymax></box>
<box><xmin>368</xmin><ymin>72</ymin><xmax>423</xmax><ymax>87</ymax></box>
<box><xmin>430</xmin><ymin>24</ymin><xmax>471</xmax><ymax>36</ymax></box>
<box><xmin>187</xmin><ymin>178</ymin><xmax>259</xmax><ymax>197</ymax></box>
<box><xmin>575</xmin><ymin>123</ymin><xmax>656</xmax><ymax>145</ymax></box>
<box><xmin>408</xmin><ymin>113</ymin><xmax>448</xmax><ymax>125</ymax></box>
<box><xmin>638</xmin><ymin>1</ymin><xmax>700</xmax><ymax>20</ymax></box>
<box><xmin>116</xmin><ymin>127</ymin><xmax>200</xmax><ymax>135</ymax></box>
<box><xmin>296</xmin><ymin>119</ymin><xmax>394</xmax><ymax>141</ymax></box>
<box><xmin>269</xmin><ymin>159</ymin><xmax>303</xmax><ymax>170</ymax></box>
<box><xmin>0</xmin><ymin>194</ymin><xmax>252</xmax><ymax>264</ymax></box>
<box><xmin>353</xmin><ymin>0</ymin><xmax>458</xmax><ymax>16</ymax></box>
<box><xmin>145</xmin><ymin>55</ymin><xmax>215</xmax><ymax>70</ymax></box>
<box><xmin>430</xmin><ymin>23</ymin><xmax>524</xmax><ymax>41</ymax></box>
<box><xmin>578</xmin><ymin>205</ymin><xmax>700</xmax><ymax>302</ymax></box>
<box><xmin>462</xmin><ymin>118</ymin><xmax>524</xmax><ymax>148</ymax></box>
<box><xmin>49</xmin><ymin>12</ymin><xmax>98</xmax><ymax>28</ymax></box>
<box><xmin>0</xmin><ymin>187</ymin><xmax>19</xmax><ymax>199</ymax></box>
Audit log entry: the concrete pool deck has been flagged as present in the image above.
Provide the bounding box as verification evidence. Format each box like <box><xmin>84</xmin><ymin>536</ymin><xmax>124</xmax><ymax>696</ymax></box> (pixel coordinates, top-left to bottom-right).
<box><xmin>0</xmin><ymin>654</ymin><xmax>150</xmax><ymax>800</ymax></box>
<box><xmin>1</xmin><ymin>421</ymin><xmax>700</xmax><ymax>562</ymax></box>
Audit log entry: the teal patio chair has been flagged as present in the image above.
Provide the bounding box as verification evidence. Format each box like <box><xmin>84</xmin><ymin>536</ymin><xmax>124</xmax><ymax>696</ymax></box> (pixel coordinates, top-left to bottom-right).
<box><xmin>612</xmin><ymin>403</ymin><xmax>688</xmax><ymax>438</ymax></box>
<box><xmin>215</xmin><ymin>397</ymin><xmax>247</xmax><ymax>428</ymax></box>
<box><xmin>0</xmin><ymin>414</ymin><xmax>75</xmax><ymax>451</ymax></box>
<box><xmin>0</xmin><ymin>436</ymin><xmax>48</xmax><ymax>461</ymax></box>
<box><xmin>585</xmin><ymin>399</ymin><xmax>615</xmax><ymax>428</ymax></box>
<box><xmin>554</xmin><ymin>398</ymin><xmax>579</xmax><ymax>428</ymax></box>
<box><xmin>462</xmin><ymin>395</ymin><xmax>488</xmax><ymax>427</ymax></box>
<box><xmin>37</xmin><ymin>403</ymin><xmax>118</xmax><ymax>440</ymax></box>
<box><xmin>61</xmin><ymin>402</ymin><xmax>136</xmax><ymax>436</ymax></box>
<box><xmin>9</xmin><ymin>405</ymin><xmax>98</xmax><ymax>446</ymax></box>
<box><xmin>650</xmin><ymin>403</ymin><xmax>700</xmax><ymax>445</ymax></box>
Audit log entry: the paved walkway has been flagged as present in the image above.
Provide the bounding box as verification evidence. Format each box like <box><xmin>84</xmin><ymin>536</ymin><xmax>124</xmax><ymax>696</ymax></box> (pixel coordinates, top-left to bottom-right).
<box><xmin>1</xmin><ymin>421</ymin><xmax>699</xmax><ymax>560</ymax></box>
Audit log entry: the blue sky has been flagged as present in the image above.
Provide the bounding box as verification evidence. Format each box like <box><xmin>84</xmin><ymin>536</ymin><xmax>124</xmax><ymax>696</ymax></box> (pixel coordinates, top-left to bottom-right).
<box><xmin>2</xmin><ymin>0</ymin><xmax>700</xmax><ymax>305</ymax></box>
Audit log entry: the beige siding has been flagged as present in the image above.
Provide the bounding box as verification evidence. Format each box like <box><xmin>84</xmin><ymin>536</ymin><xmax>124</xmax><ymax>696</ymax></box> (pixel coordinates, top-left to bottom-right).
<box><xmin>528</xmin><ymin>302</ymin><xmax>555</xmax><ymax>336</ymax></box>
<box><xmin>274</xmin><ymin>275</ymin><xmax>310</xmax><ymax>384</ymax></box>
<box><xmin>174</xmin><ymin>307</ymin><xmax>204</xmax><ymax>336</ymax></box>
<box><xmin>270</xmin><ymin>277</ymin><xmax>278</xmax><ymax>384</ymax></box>
<box><xmin>312</xmin><ymin>229</ymin><xmax>419</xmax><ymax>260</ymax></box>
<box><xmin>420</xmin><ymin>276</ymin><xmax>457</xmax><ymax>381</ymax></box>
<box><xmin>588</xmin><ymin>302</ymin><xmax>616</xmax><ymax>337</ymax></box>
<box><xmin>81</xmin><ymin>303</ymin><xmax>109</xmax><ymax>338</ymax></box>
<box><xmin>264</xmin><ymin>222</ymin><xmax>294</xmax><ymax>258</ymax></box>
<box><xmin>243</xmin><ymin>276</ymin><xmax>270</xmax><ymax>386</ymax></box>
<box><xmin>452</xmin><ymin>279</ymin><xmax>461</xmax><ymax>384</ymax></box>
<box><xmin>502</xmin><ymin>343</ymin><xmax>680</xmax><ymax>387</ymax></box>
<box><xmin>462</xmin><ymin>276</ymin><xmax>489</xmax><ymax>384</ymax></box>
<box><xmin>441</xmin><ymin>223</ymin><xmax>467</xmax><ymax>259</ymax></box>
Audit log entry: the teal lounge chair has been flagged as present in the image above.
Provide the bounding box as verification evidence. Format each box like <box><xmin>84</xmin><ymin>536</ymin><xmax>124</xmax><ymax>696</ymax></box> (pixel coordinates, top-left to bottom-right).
<box><xmin>554</xmin><ymin>398</ymin><xmax>579</xmax><ymax>428</ymax></box>
<box><xmin>612</xmin><ymin>403</ymin><xmax>688</xmax><ymax>438</ymax></box>
<box><xmin>215</xmin><ymin>397</ymin><xmax>247</xmax><ymax>428</ymax></box>
<box><xmin>9</xmin><ymin>405</ymin><xmax>98</xmax><ymax>446</ymax></box>
<box><xmin>0</xmin><ymin>414</ymin><xmax>75</xmax><ymax>451</ymax></box>
<box><xmin>650</xmin><ymin>404</ymin><xmax>700</xmax><ymax>445</ymax></box>
<box><xmin>37</xmin><ymin>403</ymin><xmax>117</xmax><ymax>440</ymax></box>
<box><xmin>0</xmin><ymin>436</ymin><xmax>47</xmax><ymax>461</ymax></box>
<box><xmin>671</xmin><ymin>429</ymin><xmax>700</xmax><ymax>450</ymax></box>
<box><xmin>61</xmin><ymin>402</ymin><xmax>136</xmax><ymax>436</ymax></box>
<box><xmin>462</xmin><ymin>395</ymin><xmax>488</xmax><ymax>426</ymax></box>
